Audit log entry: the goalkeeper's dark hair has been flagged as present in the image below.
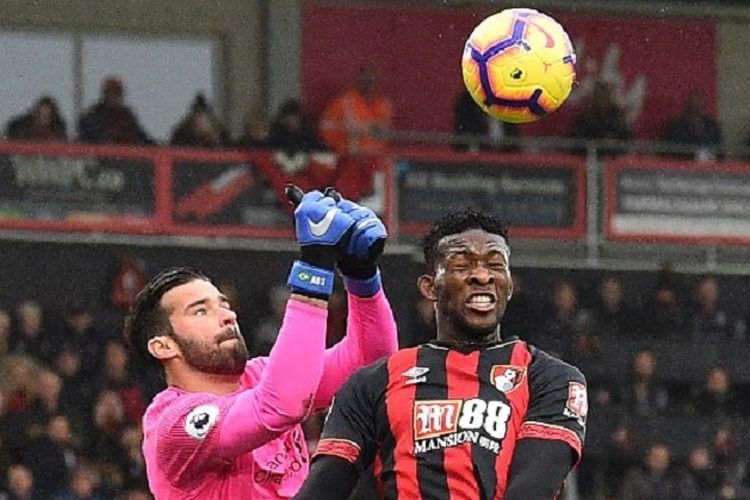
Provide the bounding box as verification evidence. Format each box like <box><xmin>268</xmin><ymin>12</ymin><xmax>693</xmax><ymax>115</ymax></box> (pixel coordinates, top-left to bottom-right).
<box><xmin>422</xmin><ymin>208</ymin><xmax>510</xmax><ymax>271</ymax></box>
<box><xmin>123</xmin><ymin>267</ymin><xmax>210</xmax><ymax>371</ymax></box>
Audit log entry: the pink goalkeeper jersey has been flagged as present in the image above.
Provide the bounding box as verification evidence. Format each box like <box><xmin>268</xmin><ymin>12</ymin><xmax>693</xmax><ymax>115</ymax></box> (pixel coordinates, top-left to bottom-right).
<box><xmin>143</xmin><ymin>291</ymin><xmax>397</xmax><ymax>499</ymax></box>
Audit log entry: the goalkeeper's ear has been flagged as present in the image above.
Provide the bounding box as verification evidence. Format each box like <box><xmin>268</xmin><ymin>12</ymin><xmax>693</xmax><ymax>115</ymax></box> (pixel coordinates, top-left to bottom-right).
<box><xmin>147</xmin><ymin>335</ymin><xmax>181</xmax><ymax>362</ymax></box>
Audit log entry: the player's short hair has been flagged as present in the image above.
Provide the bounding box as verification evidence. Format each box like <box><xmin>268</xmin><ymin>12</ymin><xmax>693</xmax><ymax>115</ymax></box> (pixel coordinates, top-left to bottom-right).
<box><xmin>123</xmin><ymin>267</ymin><xmax>210</xmax><ymax>371</ymax></box>
<box><xmin>422</xmin><ymin>208</ymin><xmax>510</xmax><ymax>271</ymax></box>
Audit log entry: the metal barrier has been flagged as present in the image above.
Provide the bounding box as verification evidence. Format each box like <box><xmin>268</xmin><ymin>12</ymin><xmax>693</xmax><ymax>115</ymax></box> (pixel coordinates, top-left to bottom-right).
<box><xmin>1</xmin><ymin>138</ymin><xmax>749</xmax><ymax>274</ymax></box>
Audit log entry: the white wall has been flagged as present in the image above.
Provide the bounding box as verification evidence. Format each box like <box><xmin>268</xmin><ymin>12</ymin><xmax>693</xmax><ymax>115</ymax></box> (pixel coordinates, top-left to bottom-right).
<box><xmin>0</xmin><ymin>0</ymin><xmax>263</xmax><ymax>136</ymax></box>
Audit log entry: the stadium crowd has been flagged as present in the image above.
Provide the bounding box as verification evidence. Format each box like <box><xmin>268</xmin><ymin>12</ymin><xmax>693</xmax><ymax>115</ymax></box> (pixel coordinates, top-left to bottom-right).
<box><xmin>2</xmin><ymin>71</ymin><xmax>728</xmax><ymax>161</ymax></box>
<box><xmin>0</xmin><ymin>262</ymin><xmax>749</xmax><ymax>499</ymax></box>
<box><xmin>0</xmin><ymin>72</ymin><xmax>748</xmax><ymax>499</ymax></box>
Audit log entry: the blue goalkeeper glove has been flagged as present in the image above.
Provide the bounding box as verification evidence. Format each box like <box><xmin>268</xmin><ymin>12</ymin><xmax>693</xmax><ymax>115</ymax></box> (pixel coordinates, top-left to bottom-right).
<box><xmin>325</xmin><ymin>189</ymin><xmax>387</xmax><ymax>296</ymax></box>
<box><xmin>286</xmin><ymin>186</ymin><xmax>355</xmax><ymax>299</ymax></box>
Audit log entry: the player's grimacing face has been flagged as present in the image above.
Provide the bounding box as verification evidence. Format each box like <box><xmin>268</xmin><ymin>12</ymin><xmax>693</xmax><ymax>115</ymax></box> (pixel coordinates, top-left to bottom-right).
<box><xmin>160</xmin><ymin>279</ymin><xmax>248</xmax><ymax>376</ymax></box>
<box><xmin>434</xmin><ymin>229</ymin><xmax>512</xmax><ymax>338</ymax></box>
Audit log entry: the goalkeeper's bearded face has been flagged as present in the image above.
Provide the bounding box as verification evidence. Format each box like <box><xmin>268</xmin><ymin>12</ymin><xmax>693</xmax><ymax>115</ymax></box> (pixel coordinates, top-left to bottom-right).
<box><xmin>161</xmin><ymin>279</ymin><xmax>248</xmax><ymax>376</ymax></box>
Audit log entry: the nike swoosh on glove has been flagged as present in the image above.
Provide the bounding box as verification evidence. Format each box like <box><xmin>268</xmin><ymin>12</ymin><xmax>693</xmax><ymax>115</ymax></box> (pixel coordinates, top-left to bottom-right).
<box><xmin>295</xmin><ymin>191</ymin><xmax>355</xmax><ymax>248</ymax></box>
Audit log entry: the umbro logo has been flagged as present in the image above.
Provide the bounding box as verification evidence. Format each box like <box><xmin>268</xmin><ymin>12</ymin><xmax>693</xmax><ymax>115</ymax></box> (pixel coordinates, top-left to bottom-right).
<box><xmin>402</xmin><ymin>366</ymin><xmax>429</xmax><ymax>385</ymax></box>
<box><xmin>309</xmin><ymin>209</ymin><xmax>337</xmax><ymax>237</ymax></box>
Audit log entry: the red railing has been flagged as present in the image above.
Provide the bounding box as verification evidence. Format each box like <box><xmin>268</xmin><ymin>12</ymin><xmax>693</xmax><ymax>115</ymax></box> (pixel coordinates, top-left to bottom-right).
<box><xmin>0</xmin><ymin>141</ymin><xmax>589</xmax><ymax>241</ymax></box>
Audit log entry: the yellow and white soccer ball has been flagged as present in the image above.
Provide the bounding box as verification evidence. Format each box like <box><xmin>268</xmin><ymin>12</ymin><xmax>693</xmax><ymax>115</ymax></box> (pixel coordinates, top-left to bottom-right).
<box><xmin>461</xmin><ymin>8</ymin><xmax>576</xmax><ymax>123</ymax></box>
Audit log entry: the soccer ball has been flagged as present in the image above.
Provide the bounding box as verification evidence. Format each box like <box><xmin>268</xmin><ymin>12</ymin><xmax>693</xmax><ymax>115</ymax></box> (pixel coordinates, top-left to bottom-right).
<box><xmin>461</xmin><ymin>8</ymin><xmax>576</xmax><ymax>123</ymax></box>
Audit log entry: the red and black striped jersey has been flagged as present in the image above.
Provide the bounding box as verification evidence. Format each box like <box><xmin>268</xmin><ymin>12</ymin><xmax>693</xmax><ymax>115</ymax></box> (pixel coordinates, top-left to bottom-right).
<box><xmin>314</xmin><ymin>338</ymin><xmax>587</xmax><ymax>499</ymax></box>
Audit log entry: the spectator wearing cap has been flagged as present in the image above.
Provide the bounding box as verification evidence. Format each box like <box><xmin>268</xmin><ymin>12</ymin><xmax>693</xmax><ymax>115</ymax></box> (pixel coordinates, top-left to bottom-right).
<box><xmin>78</xmin><ymin>77</ymin><xmax>152</xmax><ymax>145</ymax></box>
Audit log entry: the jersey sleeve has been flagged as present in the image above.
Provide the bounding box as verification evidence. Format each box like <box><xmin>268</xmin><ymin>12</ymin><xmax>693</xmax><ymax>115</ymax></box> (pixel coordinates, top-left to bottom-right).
<box><xmin>314</xmin><ymin>361</ymin><xmax>383</xmax><ymax>474</ymax></box>
<box><xmin>152</xmin><ymin>392</ymin><xmax>241</xmax><ymax>490</ymax></box>
<box><xmin>519</xmin><ymin>347</ymin><xmax>587</xmax><ymax>464</ymax></box>
<box><xmin>313</xmin><ymin>289</ymin><xmax>398</xmax><ymax>410</ymax></box>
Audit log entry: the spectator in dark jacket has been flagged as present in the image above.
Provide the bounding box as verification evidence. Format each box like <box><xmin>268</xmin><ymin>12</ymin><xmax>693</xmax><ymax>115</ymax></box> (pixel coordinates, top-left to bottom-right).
<box><xmin>620</xmin><ymin>349</ymin><xmax>670</xmax><ymax>417</ymax></box>
<box><xmin>268</xmin><ymin>99</ymin><xmax>326</xmax><ymax>155</ymax></box>
<box><xmin>170</xmin><ymin>94</ymin><xmax>229</xmax><ymax>148</ymax></box>
<box><xmin>662</xmin><ymin>92</ymin><xmax>722</xmax><ymax>160</ymax></box>
<box><xmin>5</xmin><ymin>96</ymin><xmax>67</xmax><ymax>142</ymax></box>
<box><xmin>452</xmin><ymin>89</ymin><xmax>519</xmax><ymax>152</ymax></box>
<box><xmin>620</xmin><ymin>443</ymin><xmax>688</xmax><ymax>500</ymax></box>
<box><xmin>78</xmin><ymin>77</ymin><xmax>151</xmax><ymax>145</ymax></box>
<box><xmin>570</xmin><ymin>80</ymin><xmax>631</xmax><ymax>155</ymax></box>
<box><xmin>22</xmin><ymin>415</ymin><xmax>78</xmax><ymax>499</ymax></box>
<box><xmin>690</xmin><ymin>366</ymin><xmax>743</xmax><ymax>418</ymax></box>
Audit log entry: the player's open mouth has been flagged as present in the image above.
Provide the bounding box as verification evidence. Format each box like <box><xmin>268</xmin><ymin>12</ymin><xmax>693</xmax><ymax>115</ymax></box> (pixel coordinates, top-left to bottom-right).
<box><xmin>465</xmin><ymin>293</ymin><xmax>496</xmax><ymax>312</ymax></box>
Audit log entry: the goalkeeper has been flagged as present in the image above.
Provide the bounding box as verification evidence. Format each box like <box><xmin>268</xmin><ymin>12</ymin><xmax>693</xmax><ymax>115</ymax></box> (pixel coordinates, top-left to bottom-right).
<box><xmin>127</xmin><ymin>187</ymin><xmax>397</xmax><ymax>499</ymax></box>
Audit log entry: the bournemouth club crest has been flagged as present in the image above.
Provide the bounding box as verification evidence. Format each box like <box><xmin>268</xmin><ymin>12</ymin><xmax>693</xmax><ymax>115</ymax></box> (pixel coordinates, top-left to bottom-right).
<box><xmin>490</xmin><ymin>365</ymin><xmax>526</xmax><ymax>393</ymax></box>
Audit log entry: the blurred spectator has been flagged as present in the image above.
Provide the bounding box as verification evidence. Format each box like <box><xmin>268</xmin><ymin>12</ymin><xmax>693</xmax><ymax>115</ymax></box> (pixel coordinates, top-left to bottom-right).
<box><xmin>269</xmin><ymin>99</ymin><xmax>326</xmax><ymax>155</ymax></box>
<box><xmin>662</xmin><ymin>92</ymin><xmax>722</xmax><ymax>161</ymax></box>
<box><xmin>216</xmin><ymin>280</ymin><xmax>251</xmax><ymax>345</ymax></box>
<box><xmin>620</xmin><ymin>442</ymin><xmax>685</xmax><ymax>499</ymax></box>
<box><xmin>53</xmin><ymin>346</ymin><xmax>97</xmax><ymax>423</ymax></box>
<box><xmin>589</xmin><ymin>275</ymin><xmax>639</xmax><ymax>337</ymax></box>
<box><xmin>452</xmin><ymin>89</ymin><xmax>519</xmax><ymax>152</ymax></box>
<box><xmin>87</xmin><ymin>390</ymin><xmax>127</xmax><ymax>468</ymax></box>
<box><xmin>712</xmin><ymin>426</ymin><xmax>748</xmax><ymax>498</ymax></box>
<box><xmin>236</xmin><ymin>108</ymin><xmax>270</xmax><ymax>149</ymax></box>
<box><xmin>319</xmin><ymin>67</ymin><xmax>393</xmax><ymax>156</ymax></box>
<box><xmin>170</xmin><ymin>94</ymin><xmax>229</xmax><ymax>148</ymax></box>
<box><xmin>78</xmin><ymin>77</ymin><xmax>151</xmax><ymax>145</ymax></box>
<box><xmin>403</xmin><ymin>296</ymin><xmax>436</xmax><ymax>348</ymax></box>
<box><xmin>326</xmin><ymin>287</ymin><xmax>348</xmax><ymax>347</ymax></box>
<box><xmin>51</xmin><ymin>463</ymin><xmax>108</xmax><ymax>500</ymax></box>
<box><xmin>54</xmin><ymin>301</ymin><xmax>110</xmax><ymax>381</ymax></box>
<box><xmin>620</xmin><ymin>349</ymin><xmax>670</xmax><ymax>417</ymax></box>
<box><xmin>267</xmin><ymin>99</ymin><xmax>338</xmax><ymax>192</ymax></box>
<box><xmin>11</xmin><ymin>300</ymin><xmax>54</xmax><ymax>363</ymax></box>
<box><xmin>689</xmin><ymin>276</ymin><xmax>743</xmax><ymax>341</ymax></box>
<box><xmin>501</xmin><ymin>273</ymin><xmax>540</xmax><ymax>342</ymax></box>
<box><xmin>0</xmin><ymin>388</ymin><xmax>11</xmax><ymax>473</ymax></box>
<box><xmin>689</xmin><ymin>366</ymin><xmax>742</xmax><ymax>417</ymax></box>
<box><xmin>639</xmin><ymin>277</ymin><xmax>686</xmax><ymax>338</ymax></box>
<box><xmin>98</xmin><ymin>341</ymin><xmax>145</xmax><ymax>425</ymax></box>
<box><xmin>682</xmin><ymin>446</ymin><xmax>720</xmax><ymax>499</ymax></box>
<box><xmin>0</xmin><ymin>308</ymin><xmax>11</xmax><ymax>358</ymax></box>
<box><xmin>26</xmin><ymin>369</ymin><xmax>83</xmax><ymax>439</ymax></box>
<box><xmin>5</xmin><ymin>96</ymin><xmax>67</xmax><ymax>142</ymax></box>
<box><xmin>113</xmin><ymin>425</ymin><xmax>147</xmax><ymax>493</ymax></box>
<box><xmin>0</xmin><ymin>463</ymin><xmax>36</xmax><ymax>500</ymax></box>
<box><xmin>597</xmin><ymin>424</ymin><xmax>642</xmax><ymax>499</ymax></box>
<box><xmin>251</xmin><ymin>283</ymin><xmax>289</xmax><ymax>356</ymax></box>
<box><xmin>536</xmin><ymin>280</ymin><xmax>595</xmax><ymax>360</ymax></box>
<box><xmin>0</xmin><ymin>355</ymin><xmax>38</xmax><ymax>442</ymax></box>
<box><xmin>569</xmin><ymin>80</ymin><xmax>631</xmax><ymax>155</ymax></box>
<box><xmin>253</xmin><ymin>283</ymin><xmax>347</xmax><ymax>351</ymax></box>
<box><xmin>115</xmin><ymin>490</ymin><xmax>151</xmax><ymax>500</ymax></box>
<box><xmin>23</xmin><ymin>414</ymin><xmax>78</xmax><ymax>498</ymax></box>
